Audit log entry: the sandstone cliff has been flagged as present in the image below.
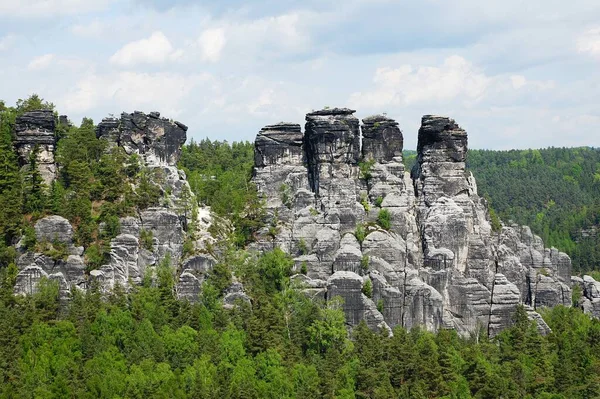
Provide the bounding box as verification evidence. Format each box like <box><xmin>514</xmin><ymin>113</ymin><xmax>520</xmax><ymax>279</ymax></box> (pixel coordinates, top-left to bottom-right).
<box><xmin>12</xmin><ymin>107</ymin><xmax>579</xmax><ymax>337</ymax></box>
<box><xmin>252</xmin><ymin>108</ymin><xmax>572</xmax><ymax>336</ymax></box>
<box><xmin>13</xmin><ymin>110</ymin><xmax>219</xmax><ymax>303</ymax></box>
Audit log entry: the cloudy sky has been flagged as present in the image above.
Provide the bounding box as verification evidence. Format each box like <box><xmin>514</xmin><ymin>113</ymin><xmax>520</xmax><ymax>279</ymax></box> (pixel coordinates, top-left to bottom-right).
<box><xmin>1</xmin><ymin>0</ymin><xmax>600</xmax><ymax>149</ymax></box>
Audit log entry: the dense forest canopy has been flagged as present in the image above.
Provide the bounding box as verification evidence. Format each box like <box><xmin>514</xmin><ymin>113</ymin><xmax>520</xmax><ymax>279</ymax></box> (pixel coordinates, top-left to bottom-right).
<box><xmin>1</xmin><ymin>95</ymin><xmax>600</xmax><ymax>397</ymax></box>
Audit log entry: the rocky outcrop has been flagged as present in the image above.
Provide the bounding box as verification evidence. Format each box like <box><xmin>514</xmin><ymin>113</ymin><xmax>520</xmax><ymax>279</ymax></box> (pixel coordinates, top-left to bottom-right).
<box><xmin>14</xmin><ymin>110</ymin><xmax>213</xmax><ymax>303</ymax></box>
<box><xmin>14</xmin><ymin>109</ymin><xmax>57</xmax><ymax>185</ymax></box>
<box><xmin>252</xmin><ymin>108</ymin><xmax>573</xmax><ymax>337</ymax></box>
<box><xmin>14</xmin><ymin>216</ymin><xmax>86</xmax><ymax>300</ymax></box>
<box><xmin>97</xmin><ymin>111</ymin><xmax>187</xmax><ymax>167</ymax></box>
<box><xmin>574</xmin><ymin>275</ymin><xmax>600</xmax><ymax>318</ymax></box>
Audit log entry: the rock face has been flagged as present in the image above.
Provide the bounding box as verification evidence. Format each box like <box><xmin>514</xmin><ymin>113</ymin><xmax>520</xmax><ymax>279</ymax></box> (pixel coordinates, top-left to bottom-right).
<box><xmin>574</xmin><ymin>275</ymin><xmax>600</xmax><ymax>318</ymax></box>
<box><xmin>14</xmin><ymin>110</ymin><xmax>213</xmax><ymax>303</ymax></box>
<box><xmin>252</xmin><ymin>109</ymin><xmax>573</xmax><ymax>336</ymax></box>
<box><xmin>97</xmin><ymin>111</ymin><xmax>187</xmax><ymax>167</ymax></box>
<box><xmin>14</xmin><ymin>110</ymin><xmax>57</xmax><ymax>185</ymax></box>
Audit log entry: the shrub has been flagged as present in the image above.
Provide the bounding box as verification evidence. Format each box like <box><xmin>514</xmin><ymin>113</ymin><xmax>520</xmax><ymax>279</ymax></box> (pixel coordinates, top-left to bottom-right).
<box><xmin>301</xmin><ymin>261</ymin><xmax>308</xmax><ymax>275</ymax></box>
<box><xmin>377</xmin><ymin>299</ymin><xmax>384</xmax><ymax>313</ymax></box>
<box><xmin>279</xmin><ymin>183</ymin><xmax>292</xmax><ymax>209</ymax></box>
<box><xmin>375</xmin><ymin>196</ymin><xmax>384</xmax><ymax>207</ymax></box>
<box><xmin>22</xmin><ymin>225</ymin><xmax>37</xmax><ymax>250</ymax></box>
<box><xmin>298</xmin><ymin>238</ymin><xmax>308</xmax><ymax>255</ymax></box>
<box><xmin>360</xmin><ymin>192</ymin><xmax>370</xmax><ymax>213</ymax></box>
<box><xmin>377</xmin><ymin>209</ymin><xmax>391</xmax><ymax>230</ymax></box>
<box><xmin>355</xmin><ymin>224</ymin><xmax>367</xmax><ymax>244</ymax></box>
<box><xmin>85</xmin><ymin>243</ymin><xmax>108</xmax><ymax>271</ymax></box>
<box><xmin>140</xmin><ymin>229</ymin><xmax>154</xmax><ymax>251</ymax></box>
<box><xmin>489</xmin><ymin>207</ymin><xmax>502</xmax><ymax>232</ymax></box>
<box><xmin>359</xmin><ymin>158</ymin><xmax>375</xmax><ymax>182</ymax></box>
<box><xmin>362</xmin><ymin>279</ymin><xmax>373</xmax><ymax>298</ymax></box>
<box><xmin>361</xmin><ymin>255</ymin><xmax>369</xmax><ymax>272</ymax></box>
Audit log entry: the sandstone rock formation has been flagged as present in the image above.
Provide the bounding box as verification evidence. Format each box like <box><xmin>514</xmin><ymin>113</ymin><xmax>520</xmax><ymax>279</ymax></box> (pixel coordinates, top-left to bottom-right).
<box><xmin>252</xmin><ymin>109</ymin><xmax>572</xmax><ymax>336</ymax></box>
<box><xmin>13</xmin><ymin>111</ymin><xmax>213</xmax><ymax>303</ymax></box>
<box><xmin>14</xmin><ymin>109</ymin><xmax>57</xmax><ymax>185</ymax></box>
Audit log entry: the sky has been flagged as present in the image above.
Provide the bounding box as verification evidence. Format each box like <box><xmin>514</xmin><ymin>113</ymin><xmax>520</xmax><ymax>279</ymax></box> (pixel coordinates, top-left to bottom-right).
<box><xmin>1</xmin><ymin>0</ymin><xmax>600</xmax><ymax>150</ymax></box>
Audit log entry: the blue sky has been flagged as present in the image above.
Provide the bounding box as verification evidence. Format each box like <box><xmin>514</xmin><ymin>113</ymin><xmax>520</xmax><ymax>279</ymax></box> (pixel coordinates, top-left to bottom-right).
<box><xmin>1</xmin><ymin>0</ymin><xmax>600</xmax><ymax>149</ymax></box>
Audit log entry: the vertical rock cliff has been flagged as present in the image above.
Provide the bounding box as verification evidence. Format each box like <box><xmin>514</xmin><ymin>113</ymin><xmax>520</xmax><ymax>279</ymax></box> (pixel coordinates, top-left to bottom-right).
<box><xmin>252</xmin><ymin>108</ymin><xmax>572</xmax><ymax>336</ymax></box>
<box><xmin>14</xmin><ymin>110</ymin><xmax>58</xmax><ymax>186</ymax></box>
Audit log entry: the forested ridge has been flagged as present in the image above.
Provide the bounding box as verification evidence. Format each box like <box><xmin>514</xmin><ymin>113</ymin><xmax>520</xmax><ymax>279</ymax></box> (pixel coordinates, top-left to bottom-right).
<box><xmin>1</xmin><ymin>96</ymin><xmax>600</xmax><ymax>398</ymax></box>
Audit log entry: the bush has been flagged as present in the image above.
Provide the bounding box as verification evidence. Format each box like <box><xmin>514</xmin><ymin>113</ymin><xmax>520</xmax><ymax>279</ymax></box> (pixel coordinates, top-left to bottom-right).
<box><xmin>355</xmin><ymin>224</ymin><xmax>367</xmax><ymax>244</ymax></box>
<box><xmin>85</xmin><ymin>243</ymin><xmax>108</xmax><ymax>271</ymax></box>
<box><xmin>140</xmin><ymin>229</ymin><xmax>154</xmax><ymax>251</ymax></box>
<box><xmin>22</xmin><ymin>225</ymin><xmax>37</xmax><ymax>250</ymax></box>
<box><xmin>377</xmin><ymin>209</ymin><xmax>391</xmax><ymax>230</ymax></box>
<box><xmin>360</xmin><ymin>192</ymin><xmax>370</xmax><ymax>213</ymax></box>
<box><xmin>301</xmin><ymin>261</ymin><xmax>308</xmax><ymax>275</ymax></box>
<box><xmin>359</xmin><ymin>158</ymin><xmax>375</xmax><ymax>182</ymax></box>
<box><xmin>361</xmin><ymin>255</ymin><xmax>369</xmax><ymax>272</ymax></box>
<box><xmin>362</xmin><ymin>279</ymin><xmax>372</xmax><ymax>298</ymax></box>
<box><xmin>298</xmin><ymin>238</ymin><xmax>308</xmax><ymax>255</ymax></box>
<box><xmin>375</xmin><ymin>196</ymin><xmax>384</xmax><ymax>207</ymax></box>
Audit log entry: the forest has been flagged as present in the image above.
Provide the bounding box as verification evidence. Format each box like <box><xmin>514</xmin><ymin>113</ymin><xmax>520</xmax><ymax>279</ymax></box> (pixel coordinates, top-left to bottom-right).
<box><xmin>1</xmin><ymin>96</ymin><xmax>600</xmax><ymax>397</ymax></box>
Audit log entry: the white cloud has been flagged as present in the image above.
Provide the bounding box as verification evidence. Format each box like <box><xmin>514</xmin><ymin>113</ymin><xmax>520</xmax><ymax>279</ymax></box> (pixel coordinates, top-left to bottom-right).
<box><xmin>109</xmin><ymin>31</ymin><xmax>182</xmax><ymax>67</ymax></box>
<box><xmin>60</xmin><ymin>71</ymin><xmax>213</xmax><ymax>116</ymax></box>
<box><xmin>27</xmin><ymin>54</ymin><xmax>91</xmax><ymax>71</ymax></box>
<box><xmin>28</xmin><ymin>54</ymin><xmax>56</xmax><ymax>70</ymax></box>
<box><xmin>71</xmin><ymin>20</ymin><xmax>104</xmax><ymax>37</ymax></box>
<box><xmin>198</xmin><ymin>28</ymin><xmax>226</xmax><ymax>62</ymax></box>
<box><xmin>0</xmin><ymin>34</ymin><xmax>15</xmax><ymax>51</ymax></box>
<box><xmin>0</xmin><ymin>0</ymin><xmax>111</xmax><ymax>17</ymax></box>
<box><xmin>577</xmin><ymin>27</ymin><xmax>600</xmax><ymax>59</ymax></box>
<box><xmin>349</xmin><ymin>56</ymin><xmax>490</xmax><ymax>108</ymax></box>
<box><xmin>510</xmin><ymin>75</ymin><xmax>527</xmax><ymax>89</ymax></box>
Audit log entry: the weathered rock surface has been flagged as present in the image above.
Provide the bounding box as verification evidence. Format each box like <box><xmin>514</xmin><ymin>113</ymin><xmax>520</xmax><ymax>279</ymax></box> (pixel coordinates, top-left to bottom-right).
<box><xmin>252</xmin><ymin>108</ymin><xmax>573</xmax><ymax>336</ymax></box>
<box><xmin>14</xmin><ymin>109</ymin><xmax>57</xmax><ymax>185</ymax></box>
<box><xmin>575</xmin><ymin>275</ymin><xmax>600</xmax><ymax>318</ymax></box>
<box><xmin>97</xmin><ymin>111</ymin><xmax>187</xmax><ymax>167</ymax></box>
<box><xmin>14</xmin><ymin>110</ymin><xmax>212</xmax><ymax>303</ymax></box>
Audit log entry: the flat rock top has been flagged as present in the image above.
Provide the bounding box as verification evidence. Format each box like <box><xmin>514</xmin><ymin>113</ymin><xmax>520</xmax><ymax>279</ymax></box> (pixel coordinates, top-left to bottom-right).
<box><xmin>362</xmin><ymin>115</ymin><xmax>399</xmax><ymax>126</ymax></box>
<box><xmin>15</xmin><ymin>110</ymin><xmax>55</xmax><ymax>133</ymax></box>
<box><xmin>306</xmin><ymin>108</ymin><xmax>356</xmax><ymax>118</ymax></box>
<box><xmin>420</xmin><ymin>115</ymin><xmax>465</xmax><ymax>135</ymax></box>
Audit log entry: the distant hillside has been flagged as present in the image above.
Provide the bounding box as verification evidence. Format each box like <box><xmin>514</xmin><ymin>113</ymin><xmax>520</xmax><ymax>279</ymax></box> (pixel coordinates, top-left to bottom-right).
<box><xmin>405</xmin><ymin>148</ymin><xmax>600</xmax><ymax>273</ymax></box>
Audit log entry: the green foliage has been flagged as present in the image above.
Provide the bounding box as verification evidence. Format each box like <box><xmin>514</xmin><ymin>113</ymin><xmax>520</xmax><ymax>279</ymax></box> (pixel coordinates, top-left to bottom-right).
<box><xmin>362</xmin><ymin>279</ymin><xmax>373</xmax><ymax>298</ymax></box>
<box><xmin>309</xmin><ymin>207</ymin><xmax>319</xmax><ymax>216</ymax></box>
<box><xmin>180</xmin><ymin>139</ymin><xmax>264</xmax><ymax>247</ymax></box>
<box><xmin>2</xmin><ymin>250</ymin><xmax>600</xmax><ymax>398</ymax></box>
<box><xmin>279</xmin><ymin>183</ymin><xmax>292</xmax><ymax>209</ymax></box>
<box><xmin>355</xmin><ymin>223</ymin><xmax>367</xmax><ymax>245</ymax></box>
<box><xmin>300</xmin><ymin>261</ymin><xmax>308</xmax><ymax>275</ymax></box>
<box><xmin>297</xmin><ymin>238</ymin><xmax>308</xmax><ymax>255</ymax></box>
<box><xmin>359</xmin><ymin>158</ymin><xmax>376</xmax><ymax>182</ymax></box>
<box><xmin>377</xmin><ymin>208</ymin><xmax>392</xmax><ymax>230</ymax></box>
<box><xmin>37</xmin><ymin>238</ymin><xmax>69</xmax><ymax>261</ymax></box>
<box><xmin>84</xmin><ymin>243</ymin><xmax>108</xmax><ymax>271</ymax></box>
<box><xmin>139</xmin><ymin>229</ymin><xmax>154</xmax><ymax>251</ymax></box>
<box><xmin>375</xmin><ymin>196</ymin><xmax>384</xmax><ymax>208</ymax></box>
<box><xmin>489</xmin><ymin>206</ymin><xmax>502</xmax><ymax>232</ymax></box>
<box><xmin>360</xmin><ymin>192</ymin><xmax>370</xmax><ymax>213</ymax></box>
<box><xmin>360</xmin><ymin>255</ymin><xmax>369</xmax><ymax>272</ymax></box>
<box><xmin>135</xmin><ymin>168</ymin><xmax>162</xmax><ymax>210</ymax></box>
